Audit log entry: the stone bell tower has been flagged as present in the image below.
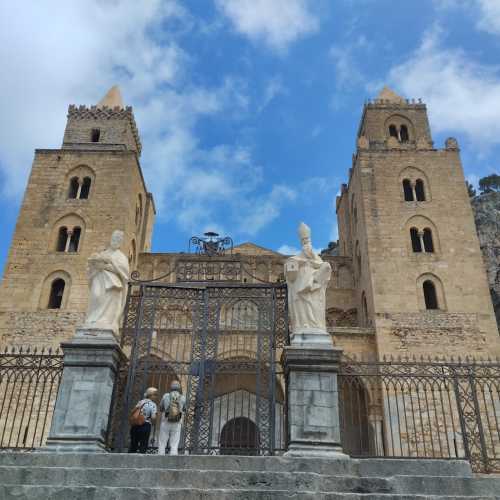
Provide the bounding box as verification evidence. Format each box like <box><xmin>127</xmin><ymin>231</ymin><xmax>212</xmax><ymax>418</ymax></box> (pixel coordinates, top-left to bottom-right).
<box><xmin>336</xmin><ymin>86</ymin><xmax>500</xmax><ymax>358</ymax></box>
<box><xmin>0</xmin><ymin>86</ymin><xmax>155</xmax><ymax>347</ymax></box>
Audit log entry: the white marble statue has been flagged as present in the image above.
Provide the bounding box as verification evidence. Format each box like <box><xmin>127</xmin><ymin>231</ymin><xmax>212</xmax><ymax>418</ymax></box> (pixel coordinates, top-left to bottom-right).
<box><xmin>285</xmin><ymin>222</ymin><xmax>332</xmax><ymax>344</ymax></box>
<box><xmin>83</xmin><ymin>230</ymin><xmax>130</xmax><ymax>333</ymax></box>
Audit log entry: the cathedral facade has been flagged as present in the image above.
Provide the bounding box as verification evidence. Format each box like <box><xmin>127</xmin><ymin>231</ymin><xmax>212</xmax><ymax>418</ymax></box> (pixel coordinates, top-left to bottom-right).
<box><xmin>0</xmin><ymin>86</ymin><xmax>498</xmax><ymax>360</ymax></box>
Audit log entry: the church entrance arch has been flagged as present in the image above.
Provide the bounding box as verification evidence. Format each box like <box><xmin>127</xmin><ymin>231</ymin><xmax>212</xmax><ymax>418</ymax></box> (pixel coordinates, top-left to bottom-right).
<box><xmin>110</xmin><ymin>274</ymin><xmax>288</xmax><ymax>455</ymax></box>
<box><xmin>220</xmin><ymin>417</ymin><xmax>260</xmax><ymax>455</ymax></box>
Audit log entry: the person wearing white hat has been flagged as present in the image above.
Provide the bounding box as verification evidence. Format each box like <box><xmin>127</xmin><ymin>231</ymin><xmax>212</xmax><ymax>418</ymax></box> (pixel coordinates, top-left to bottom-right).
<box><xmin>158</xmin><ymin>380</ymin><xmax>186</xmax><ymax>455</ymax></box>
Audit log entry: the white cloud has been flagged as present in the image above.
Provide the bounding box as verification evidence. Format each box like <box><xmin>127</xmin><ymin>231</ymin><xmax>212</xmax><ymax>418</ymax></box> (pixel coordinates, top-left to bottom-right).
<box><xmin>277</xmin><ymin>244</ymin><xmax>322</xmax><ymax>255</ymax></box>
<box><xmin>476</xmin><ymin>0</ymin><xmax>500</xmax><ymax>34</ymax></box>
<box><xmin>258</xmin><ymin>76</ymin><xmax>287</xmax><ymax>112</ymax></box>
<box><xmin>214</xmin><ymin>0</ymin><xmax>319</xmax><ymax>52</ymax></box>
<box><xmin>0</xmin><ymin>0</ymin><xmax>297</xmax><ymax>238</ymax></box>
<box><xmin>237</xmin><ymin>185</ymin><xmax>297</xmax><ymax>236</ymax></box>
<box><xmin>329</xmin><ymin>35</ymin><xmax>371</xmax><ymax>90</ymax></box>
<box><xmin>388</xmin><ymin>26</ymin><xmax>500</xmax><ymax>148</ymax></box>
<box><xmin>434</xmin><ymin>0</ymin><xmax>500</xmax><ymax>35</ymax></box>
<box><xmin>277</xmin><ymin>244</ymin><xmax>300</xmax><ymax>255</ymax></box>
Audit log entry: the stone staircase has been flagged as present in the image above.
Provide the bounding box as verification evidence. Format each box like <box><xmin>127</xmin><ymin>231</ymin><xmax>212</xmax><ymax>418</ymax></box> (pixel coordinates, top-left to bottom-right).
<box><xmin>0</xmin><ymin>452</ymin><xmax>499</xmax><ymax>499</ymax></box>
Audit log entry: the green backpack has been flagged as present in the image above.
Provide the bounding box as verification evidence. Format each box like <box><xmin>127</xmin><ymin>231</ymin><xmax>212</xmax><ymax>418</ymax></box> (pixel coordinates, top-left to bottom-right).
<box><xmin>167</xmin><ymin>393</ymin><xmax>182</xmax><ymax>422</ymax></box>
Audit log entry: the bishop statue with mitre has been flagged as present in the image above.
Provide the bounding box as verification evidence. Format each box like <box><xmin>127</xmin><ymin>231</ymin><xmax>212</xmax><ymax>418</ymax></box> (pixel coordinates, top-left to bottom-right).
<box><xmin>285</xmin><ymin>222</ymin><xmax>332</xmax><ymax>345</ymax></box>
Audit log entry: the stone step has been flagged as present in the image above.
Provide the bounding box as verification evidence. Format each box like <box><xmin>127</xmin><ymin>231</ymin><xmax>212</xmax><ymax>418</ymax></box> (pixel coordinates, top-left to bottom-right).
<box><xmin>0</xmin><ymin>452</ymin><xmax>473</xmax><ymax>477</ymax></box>
<box><xmin>0</xmin><ymin>485</ymin><xmax>497</xmax><ymax>500</ymax></box>
<box><xmin>0</xmin><ymin>466</ymin><xmax>394</xmax><ymax>493</ymax></box>
<box><xmin>1</xmin><ymin>465</ymin><xmax>499</xmax><ymax>497</ymax></box>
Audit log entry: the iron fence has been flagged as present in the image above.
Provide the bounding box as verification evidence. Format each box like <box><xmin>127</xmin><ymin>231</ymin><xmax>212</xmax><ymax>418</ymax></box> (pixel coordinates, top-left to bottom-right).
<box><xmin>339</xmin><ymin>357</ymin><xmax>500</xmax><ymax>473</ymax></box>
<box><xmin>108</xmin><ymin>282</ymin><xmax>288</xmax><ymax>455</ymax></box>
<box><xmin>0</xmin><ymin>347</ymin><xmax>63</xmax><ymax>450</ymax></box>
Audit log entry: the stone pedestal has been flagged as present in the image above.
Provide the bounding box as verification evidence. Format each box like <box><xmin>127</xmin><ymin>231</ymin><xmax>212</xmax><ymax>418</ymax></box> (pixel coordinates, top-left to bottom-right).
<box><xmin>44</xmin><ymin>328</ymin><xmax>125</xmax><ymax>453</ymax></box>
<box><xmin>282</xmin><ymin>344</ymin><xmax>348</xmax><ymax>458</ymax></box>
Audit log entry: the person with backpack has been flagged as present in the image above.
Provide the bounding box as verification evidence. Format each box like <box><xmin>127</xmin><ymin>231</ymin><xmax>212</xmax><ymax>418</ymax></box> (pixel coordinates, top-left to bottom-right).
<box><xmin>158</xmin><ymin>380</ymin><xmax>186</xmax><ymax>455</ymax></box>
<box><xmin>128</xmin><ymin>387</ymin><xmax>158</xmax><ymax>453</ymax></box>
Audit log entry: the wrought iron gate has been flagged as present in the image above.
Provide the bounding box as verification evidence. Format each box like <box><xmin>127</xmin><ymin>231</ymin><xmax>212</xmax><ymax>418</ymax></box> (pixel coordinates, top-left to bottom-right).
<box><xmin>111</xmin><ymin>281</ymin><xmax>288</xmax><ymax>455</ymax></box>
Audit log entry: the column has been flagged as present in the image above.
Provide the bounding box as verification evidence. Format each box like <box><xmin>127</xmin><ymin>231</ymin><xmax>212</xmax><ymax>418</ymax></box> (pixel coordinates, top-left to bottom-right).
<box><xmin>64</xmin><ymin>229</ymin><xmax>73</xmax><ymax>253</ymax></box>
<box><xmin>282</xmin><ymin>345</ymin><xmax>349</xmax><ymax>458</ymax></box>
<box><xmin>418</xmin><ymin>231</ymin><xmax>426</xmax><ymax>253</ymax></box>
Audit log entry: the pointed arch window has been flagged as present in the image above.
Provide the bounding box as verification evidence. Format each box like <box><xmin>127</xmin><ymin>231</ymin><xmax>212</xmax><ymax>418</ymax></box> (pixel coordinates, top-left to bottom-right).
<box><xmin>423</xmin><ymin>228</ymin><xmax>434</xmax><ymax>253</ymax></box>
<box><xmin>403</xmin><ymin>179</ymin><xmax>414</xmax><ymax>201</ymax></box>
<box><xmin>68</xmin><ymin>177</ymin><xmax>79</xmax><ymax>199</ymax></box>
<box><xmin>48</xmin><ymin>279</ymin><xmax>65</xmax><ymax>309</ymax></box>
<box><xmin>410</xmin><ymin>227</ymin><xmax>422</xmax><ymax>253</ymax></box>
<box><xmin>80</xmin><ymin>177</ymin><xmax>91</xmax><ymax>199</ymax></box>
<box><xmin>56</xmin><ymin>227</ymin><xmax>68</xmax><ymax>252</ymax></box>
<box><xmin>400</xmin><ymin>125</ymin><xmax>409</xmax><ymax>142</ymax></box>
<box><xmin>68</xmin><ymin>227</ymin><xmax>81</xmax><ymax>252</ymax></box>
<box><xmin>423</xmin><ymin>280</ymin><xmax>438</xmax><ymax>310</ymax></box>
<box><xmin>56</xmin><ymin>225</ymin><xmax>82</xmax><ymax>252</ymax></box>
<box><xmin>67</xmin><ymin>176</ymin><xmax>92</xmax><ymax>200</ymax></box>
<box><xmin>389</xmin><ymin>124</ymin><xmax>398</xmax><ymax>139</ymax></box>
<box><xmin>415</xmin><ymin>179</ymin><xmax>426</xmax><ymax>201</ymax></box>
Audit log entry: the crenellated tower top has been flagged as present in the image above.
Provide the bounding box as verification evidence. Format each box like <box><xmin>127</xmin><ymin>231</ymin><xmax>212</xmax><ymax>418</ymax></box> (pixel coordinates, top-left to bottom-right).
<box><xmin>357</xmin><ymin>86</ymin><xmax>433</xmax><ymax>151</ymax></box>
<box><xmin>62</xmin><ymin>86</ymin><xmax>142</xmax><ymax>155</ymax></box>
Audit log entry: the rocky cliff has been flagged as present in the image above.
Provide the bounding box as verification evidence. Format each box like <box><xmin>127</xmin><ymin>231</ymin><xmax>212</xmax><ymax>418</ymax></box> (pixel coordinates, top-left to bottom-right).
<box><xmin>471</xmin><ymin>191</ymin><xmax>500</xmax><ymax>330</ymax></box>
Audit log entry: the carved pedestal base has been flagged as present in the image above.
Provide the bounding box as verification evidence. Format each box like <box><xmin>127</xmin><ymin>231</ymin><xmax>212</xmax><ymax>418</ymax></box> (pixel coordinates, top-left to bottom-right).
<box><xmin>290</xmin><ymin>327</ymin><xmax>332</xmax><ymax>347</ymax></box>
<box><xmin>43</xmin><ymin>329</ymin><xmax>124</xmax><ymax>453</ymax></box>
<box><xmin>281</xmin><ymin>345</ymin><xmax>349</xmax><ymax>459</ymax></box>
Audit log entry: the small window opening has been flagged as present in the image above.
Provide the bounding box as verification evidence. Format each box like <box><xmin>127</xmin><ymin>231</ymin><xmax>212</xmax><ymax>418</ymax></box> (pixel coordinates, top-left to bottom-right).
<box><xmin>56</xmin><ymin>227</ymin><xmax>68</xmax><ymax>252</ymax></box>
<box><xmin>415</xmin><ymin>179</ymin><xmax>425</xmax><ymax>201</ymax></box>
<box><xmin>68</xmin><ymin>177</ymin><xmax>79</xmax><ymax>199</ymax></box>
<box><xmin>389</xmin><ymin>124</ymin><xmax>398</xmax><ymax>139</ymax></box>
<box><xmin>68</xmin><ymin>227</ymin><xmax>81</xmax><ymax>252</ymax></box>
<box><xmin>80</xmin><ymin>177</ymin><xmax>91</xmax><ymax>199</ymax></box>
<box><xmin>403</xmin><ymin>179</ymin><xmax>414</xmax><ymax>201</ymax></box>
<box><xmin>362</xmin><ymin>293</ymin><xmax>369</xmax><ymax>327</ymax></box>
<box><xmin>410</xmin><ymin>227</ymin><xmax>422</xmax><ymax>253</ymax></box>
<box><xmin>423</xmin><ymin>228</ymin><xmax>434</xmax><ymax>253</ymax></box>
<box><xmin>400</xmin><ymin>125</ymin><xmax>409</xmax><ymax>142</ymax></box>
<box><xmin>91</xmin><ymin>128</ymin><xmax>100</xmax><ymax>142</ymax></box>
<box><xmin>48</xmin><ymin>279</ymin><xmax>65</xmax><ymax>309</ymax></box>
<box><xmin>423</xmin><ymin>280</ymin><xmax>438</xmax><ymax>310</ymax></box>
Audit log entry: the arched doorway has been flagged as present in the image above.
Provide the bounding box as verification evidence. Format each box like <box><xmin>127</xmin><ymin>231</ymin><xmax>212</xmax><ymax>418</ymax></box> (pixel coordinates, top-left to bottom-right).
<box><xmin>220</xmin><ymin>417</ymin><xmax>260</xmax><ymax>455</ymax></box>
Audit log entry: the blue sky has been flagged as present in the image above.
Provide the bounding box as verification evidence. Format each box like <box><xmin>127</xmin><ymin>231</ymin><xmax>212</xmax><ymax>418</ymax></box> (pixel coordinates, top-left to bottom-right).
<box><xmin>1</xmin><ymin>0</ymin><xmax>500</xmax><ymax>268</ymax></box>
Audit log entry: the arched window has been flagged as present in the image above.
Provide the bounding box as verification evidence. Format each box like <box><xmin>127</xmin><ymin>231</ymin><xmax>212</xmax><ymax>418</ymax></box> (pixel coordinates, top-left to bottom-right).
<box><xmin>48</xmin><ymin>279</ymin><xmax>65</xmax><ymax>309</ymax></box>
<box><xmin>389</xmin><ymin>124</ymin><xmax>398</xmax><ymax>138</ymax></box>
<box><xmin>80</xmin><ymin>177</ymin><xmax>91</xmax><ymax>199</ymax></box>
<box><xmin>68</xmin><ymin>177</ymin><xmax>79</xmax><ymax>199</ymax></box>
<box><xmin>68</xmin><ymin>227</ymin><xmax>81</xmax><ymax>252</ymax></box>
<box><xmin>423</xmin><ymin>228</ymin><xmax>434</xmax><ymax>253</ymax></box>
<box><xmin>410</xmin><ymin>227</ymin><xmax>422</xmax><ymax>253</ymax></box>
<box><xmin>402</xmin><ymin>179</ymin><xmax>414</xmax><ymax>201</ymax></box>
<box><xmin>415</xmin><ymin>179</ymin><xmax>425</xmax><ymax>201</ymax></box>
<box><xmin>400</xmin><ymin>125</ymin><xmax>409</xmax><ymax>142</ymax></box>
<box><xmin>423</xmin><ymin>280</ymin><xmax>438</xmax><ymax>310</ymax></box>
<box><xmin>56</xmin><ymin>227</ymin><xmax>68</xmax><ymax>252</ymax></box>
<box><xmin>91</xmin><ymin>128</ymin><xmax>100</xmax><ymax>142</ymax></box>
